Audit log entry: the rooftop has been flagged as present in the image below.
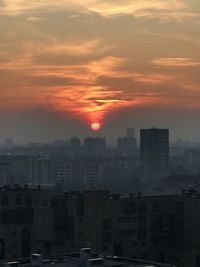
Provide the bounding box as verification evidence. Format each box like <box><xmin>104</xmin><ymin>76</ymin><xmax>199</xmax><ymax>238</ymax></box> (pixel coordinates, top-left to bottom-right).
<box><xmin>0</xmin><ymin>249</ymin><xmax>175</xmax><ymax>267</ymax></box>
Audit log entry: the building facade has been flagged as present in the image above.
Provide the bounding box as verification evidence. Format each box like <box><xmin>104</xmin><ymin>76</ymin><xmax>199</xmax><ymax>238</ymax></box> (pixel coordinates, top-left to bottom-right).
<box><xmin>140</xmin><ymin>128</ymin><xmax>169</xmax><ymax>184</ymax></box>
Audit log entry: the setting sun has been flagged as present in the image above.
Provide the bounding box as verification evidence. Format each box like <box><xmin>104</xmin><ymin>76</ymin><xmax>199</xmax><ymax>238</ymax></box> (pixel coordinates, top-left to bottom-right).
<box><xmin>91</xmin><ymin>122</ymin><xmax>101</xmax><ymax>131</ymax></box>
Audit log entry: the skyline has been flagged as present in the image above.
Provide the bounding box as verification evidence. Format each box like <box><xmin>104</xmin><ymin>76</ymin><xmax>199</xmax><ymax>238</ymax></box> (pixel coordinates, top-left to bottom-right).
<box><xmin>0</xmin><ymin>0</ymin><xmax>200</xmax><ymax>141</ymax></box>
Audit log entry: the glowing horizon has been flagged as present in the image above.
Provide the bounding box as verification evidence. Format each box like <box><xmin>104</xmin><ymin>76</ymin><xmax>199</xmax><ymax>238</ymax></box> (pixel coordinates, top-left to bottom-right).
<box><xmin>0</xmin><ymin>0</ymin><xmax>200</xmax><ymax>140</ymax></box>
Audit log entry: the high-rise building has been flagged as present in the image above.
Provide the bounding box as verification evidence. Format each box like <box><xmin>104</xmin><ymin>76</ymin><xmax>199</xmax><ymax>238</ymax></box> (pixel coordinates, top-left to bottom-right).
<box><xmin>126</xmin><ymin>128</ymin><xmax>135</xmax><ymax>138</ymax></box>
<box><xmin>84</xmin><ymin>137</ymin><xmax>106</xmax><ymax>153</ymax></box>
<box><xmin>56</xmin><ymin>157</ymin><xmax>102</xmax><ymax>189</ymax></box>
<box><xmin>0</xmin><ymin>161</ymin><xmax>9</xmax><ymax>186</ymax></box>
<box><xmin>28</xmin><ymin>156</ymin><xmax>51</xmax><ymax>185</ymax></box>
<box><xmin>117</xmin><ymin>128</ymin><xmax>137</xmax><ymax>153</ymax></box>
<box><xmin>140</xmin><ymin>128</ymin><xmax>169</xmax><ymax>184</ymax></box>
<box><xmin>70</xmin><ymin>137</ymin><xmax>81</xmax><ymax>149</ymax></box>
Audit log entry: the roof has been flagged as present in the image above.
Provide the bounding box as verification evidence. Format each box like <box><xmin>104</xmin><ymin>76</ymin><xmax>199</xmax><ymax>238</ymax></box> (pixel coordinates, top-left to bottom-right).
<box><xmin>0</xmin><ymin>250</ymin><xmax>175</xmax><ymax>267</ymax></box>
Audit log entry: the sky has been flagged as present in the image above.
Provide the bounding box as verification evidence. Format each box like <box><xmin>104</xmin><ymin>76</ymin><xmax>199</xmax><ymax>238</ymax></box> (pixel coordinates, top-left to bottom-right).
<box><xmin>0</xmin><ymin>0</ymin><xmax>200</xmax><ymax>143</ymax></box>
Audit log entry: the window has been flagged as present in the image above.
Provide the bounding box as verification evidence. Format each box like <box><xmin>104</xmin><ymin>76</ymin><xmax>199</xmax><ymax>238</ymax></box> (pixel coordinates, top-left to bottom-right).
<box><xmin>137</xmin><ymin>228</ymin><xmax>146</xmax><ymax>240</ymax></box>
<box><xmin>138</xmin><ymin>203</ymin><xmax>146</xmax><ymax>213</ymax></box>
<box><xmin>103</xmin><ymin>231</ymin><xmax>112</xmax><ymax>243</ymax></box>
<box><xmin>102</xmin><ymin>218</ymin><xmax>111</xmax><ymax>230</ymax></box>
<box><xmin>1</xmin><ymin>194</ymin><xmax>8</xmax><ymax>206</ymax></box>
<box><xmin>16</xmin><ymin>194</ymin><xmax>23</xmax><ymax>205</ymax></box>
<box><xmin>152</xmin><ymin>202</ymin><xmax>159</xmax><ymax>213</ymax></box>
<box><xmin>123</xmin><ymin>201</ymin><xmax>136</xmax><ymax>215</ymax></box>
<box><xmin>138</xmin><ymin>216</ymin><xmax>146</xmax><ymax>226</ymax></box>
<box><xmin>176</xmin><ymin>202</ymin><xmax>184</xmax><ymax>213</ymax></box>
<box><xmin>25</xmin><ymin>194</ymin><xmax>32</xmax><ymax>205</ymax></box>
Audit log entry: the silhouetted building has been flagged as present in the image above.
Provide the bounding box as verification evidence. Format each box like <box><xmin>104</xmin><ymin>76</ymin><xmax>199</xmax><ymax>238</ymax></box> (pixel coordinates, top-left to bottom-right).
<box><xmin>117</xmin><ymin>129</ymin><xmax>137</xmax><ymax>153</ymax></box>
<box><xmin>1</xmin><ymin>248</ymin><xmax>174</xmax><ymax>267</ymax></box>
<box><xmin>0</xmin><ymin>185</ymin><xmax>45</xmax><ymax>260</ymax></box>
<box><xmin>33</xmin><ymin>189</ymin><xmax>200</xmax><ymax>267</ymax></box>
<box><xmin>140</xmin><ymin>128</ymin><xmax>169</xmax><ymax>184</ymax></box>
<box><xmin>4</xmin><ymin>138</ymin><xmax>14</xmax><ymax>148</ymax></box>
<box><xmin>28</xmin><ymin>157</ymin><xmax>51</xmax><ymax>185</ymax></box>
<box><xmin>126</xmin><ymin>128</ymin><xmax>135</xmax><ymax>138</ymax></box>
<box><xmin>84</xmin><ymin>138</ymin><xmax>106</xmax><ymax>153</ymax></box>
<box><xmin>0</xmin><ymin>162</ymin><xmax>9</xmax><ymax>186</ymax></box>
<box><xmin>0</xmin><ymin>156</ymin><xmax>31</xmax><ymax>186</ymax></box>
<box><xmin>56</xmin><ymin>157</ymin><xmax>103</xmax><ymax>189</ymax></box>
<box><xmin>70</xmin><ymin>138</ymin><xmax>81</xmax><ymax>149</ymax></box>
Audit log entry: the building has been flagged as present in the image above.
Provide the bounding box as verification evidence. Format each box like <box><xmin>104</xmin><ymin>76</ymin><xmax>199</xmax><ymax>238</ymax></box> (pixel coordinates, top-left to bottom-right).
<box><xmin>0</xmin><ymin>185</ymin><xmax>46</xmax><ymax>260</ymax></box>
<box><xmin>140</xmin><ymin>128</ymin><xmax>169</xmax><ymax>185</ymax></box>
<box><xmin>28</xmin><ymin>156</ymin><xmax>51</xmax><ymax>185</ymax></box>
<box><xmin>70</xmin><ymin>138</ymin><xmax>81</xmax><ymax>149</ymax></box>
<box><xmin>84</xmin><ymin>138</ymin><xmax>106</xmax><ymax>154</ymax></box>
<box><xmin>184</xmin><ymin>149</ymin><xmax>200</xmax><ymax>175</ymax></box>
<box><xmin>0</xmin><ymin>162</ymin><xmax>9</xmax><ymax>187</ymax></box>
<box><xmin>0</xmin><ymin>156</ymin><xmax>31</xmax><ymax>186</ymax></box>
<box><xmin>117</xmin><ymin>129</ymin><xmax>137</xmax><ymax>154</ymax></box>
<box><xmin>0</xmin><ymin>248</ymin><xmax>175</xmax><ymax>267</ymax></box>
<box><xmin>33</xmin><ymin>189</ymin><xmax>200</xmax><ymax>267</ymax></box>
<box><xmin>56</xmin><ymin>157</ymin><xmax>103</xmax><ymax>189</ymax></box>
<box><xmin>126</xmin><ymin>128</ymin><xmax>135</xmax><ymax>139</ymax></box>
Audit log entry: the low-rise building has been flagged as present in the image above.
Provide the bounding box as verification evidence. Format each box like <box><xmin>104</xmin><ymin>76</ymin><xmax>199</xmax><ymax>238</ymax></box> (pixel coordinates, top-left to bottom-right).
<box><xmin>33</xmin><ymin>190</ymin><xmax>200</xmax><ymax>267</ymax></box>
<box><xmin>0</xmin><ymin>248</ymin><xmax>175</xmax><ymax>267</ymax></box>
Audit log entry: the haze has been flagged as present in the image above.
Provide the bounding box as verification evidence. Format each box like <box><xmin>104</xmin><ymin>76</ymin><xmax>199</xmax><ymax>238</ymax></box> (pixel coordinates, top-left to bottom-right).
<box><xmin>0</xmin><ymin>0</ymin><xmax>200</xmax><ymax>142</ymax></box>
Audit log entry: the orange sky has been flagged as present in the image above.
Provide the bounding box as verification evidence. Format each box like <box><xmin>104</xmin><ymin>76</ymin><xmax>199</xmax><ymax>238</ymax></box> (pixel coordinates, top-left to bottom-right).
<box><xmin>0</xmin><ymin>0</ymin><xmax>200</xmax><ymax>140</ymax></box>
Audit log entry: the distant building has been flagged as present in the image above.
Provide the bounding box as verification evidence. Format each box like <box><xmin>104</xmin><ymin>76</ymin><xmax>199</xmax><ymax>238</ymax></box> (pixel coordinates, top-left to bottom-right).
<box><xmin>70</xmin><ymin>138</ymin><xmax>81</xmax><ymax>149</ymax></box>
<box><xmin>53</xmin><ymin>139</ymin><xmax>69</xmax><ymax>147</ymax></box>
<box><xmin>4</xmin><ymin>138</ymin><xmax>14</xmax><ymax>148</ymax></box>
<box><xmin>0</xmin><ymin>156</ymin><xmax>31</xmax><ymax>186</ymax></box>
<box><xmin>28</xmin><ymin>157</ymin><xmax>51</xmax><ymax>185</ymax></box>
<box><xmin>56</xmin><ymin>157</ymin><xmax>103</xmax><ymax>189</ymax></box>
<box><xmin>84</xmin><ymin>138</ymin><xmax>106</xmax><ymax>153</ymax></box>
<box><xmin>140</xmin><ymin>128</ymin><xmax>169</xmax><ymax>184</ymax></box>
<box><xmin>126</xmin><ymin>128</ymin><xmax>135</xmax><ymax>138</ymax></box>
<box><xmin>117</xmin><ymin>128</ymin><xmax>137</xmax><ymax>153</ymax></box>
<box><xmin>0</xmin><ymin>161</ymin><xmax>9</xmax><ymax>186</ymax></box>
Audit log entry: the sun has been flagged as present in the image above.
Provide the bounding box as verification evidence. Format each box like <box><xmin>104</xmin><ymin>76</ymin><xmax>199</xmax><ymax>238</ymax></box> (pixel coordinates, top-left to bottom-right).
<box><xmin>91</xmin><ymin>122</ymin><xmax>101</xmax><ymax>131</ymax></box>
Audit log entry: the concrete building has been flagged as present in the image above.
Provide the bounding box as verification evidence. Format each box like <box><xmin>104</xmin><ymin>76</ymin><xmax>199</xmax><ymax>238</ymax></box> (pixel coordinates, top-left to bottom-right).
<box><xmin>184</xmin><ymin>149</ymin><xmax>200</xmax><ymax>175</ymax></box>
<box><xmin>84</xmin><ymin>138</ymin><xmax>106</xmax><ymax>154</ymax></box>
<box><xmin>126</xmin><ymin>128</ymin><xmax>135</xmax><ymax>139</ymax></box>
<box><xmin>0</xmin><ymin>156</ymin><xmax>31</xmax><ymax>186</ymax></box>
<box><xmin>28</xmin><ymin>157</ymin><xmax>51</xmax><ymax>185</ymax></box>
<box><xmin>70</xmin><ymin>138</ymin><xmax>81</xmax><ymax>149</ymax></box>
<box><xmin>0</xmin><ymin>185</ymin><xmax>45</xmax><ymax>260</ymax></box>
<box><xmin>0</xmin><ymin>162</ymin><xmax>9</xmax><ymax>187</ymax></box>
<box><xmin>0</xmin><ymin>248</ymin><xmax>175</xmax><ymax>267</ymax></box>
<box><xmin>117</xmin><ymin>129</ymin><xmax>137</xmax><ymax>154</ymax></box>
<box><xmin>56</xmin><ymin>157</ymin><xmax>103</xmax><ymax>190</ymax></box>
<box><xmin>33</xmin><ymin>190</ymin><xmax>200</xmax><ymax>267</ymax></box>
<box><xmin>140</xmin><ymin>128</ymin><xmax>169</xmax><ymax>184</ymax></box>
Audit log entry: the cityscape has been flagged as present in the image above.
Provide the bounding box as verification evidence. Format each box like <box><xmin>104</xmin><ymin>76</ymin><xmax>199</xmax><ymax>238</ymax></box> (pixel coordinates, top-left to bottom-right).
<box><xmin>1</xmin><ymin>0</ymin><xmax>200</xmax><ymax>267</ymax></box>
<box><xmin>1</xmin><ymin>128</ymin><xmax>200</xmax><ymax>267</ymax></box>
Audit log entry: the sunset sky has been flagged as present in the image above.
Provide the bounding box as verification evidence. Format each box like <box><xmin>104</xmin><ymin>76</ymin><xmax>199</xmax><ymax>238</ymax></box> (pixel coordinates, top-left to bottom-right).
<box><xmin>0</xmin><ymin>0</ymin><xmax>200</xmax><ymax>142</ymax></box>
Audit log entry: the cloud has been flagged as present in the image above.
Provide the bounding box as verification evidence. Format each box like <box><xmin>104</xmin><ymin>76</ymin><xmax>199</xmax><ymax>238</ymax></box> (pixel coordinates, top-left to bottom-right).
<box><xmin>2</xmin><ymin>49</ymin><xmax>198</xmax><ymax>126</ymax></box>
<box><xmin>151</xmin><ymin>57</ymin><xmax>200</xmax><ymax>67</ymax></box>
<box><xmin>0</xmin><ymin>0</ymin><xmax>198</xmax><ymax>21</ymax></box>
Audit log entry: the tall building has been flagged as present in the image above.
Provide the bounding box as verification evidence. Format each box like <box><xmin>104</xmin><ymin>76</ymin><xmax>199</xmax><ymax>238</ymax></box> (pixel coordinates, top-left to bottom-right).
<box><xmin>117</xmin><ymin>128</ymin><xmax>137</xmax><ymax>153</ymax></box>
<box><xmin>56</xmin><ymin>157</ymin><xmax>103</xmax><ymax>189</ymax></box>
<box><xmin>70</xmin><ymin>137</ymin><xmax>81</xmax><ymax>149</ymax></box>
<box><xmin>84</xmin><ymin>138</ymin><xmax>106</xmax><ymax>153</ymax></box>
<box><xmin>28</xmin><ymin>156</ymin><xmax>51</xmax><ymax>185</ymax></box>
<box><xmin>0</xmin><ymin>161</ymin><xmax>9</xmax><ymax>186</ymax></box>
<box><xmin>0</xmin><ymin>185</ymin><xmax>45</xmax><ymax>260</ymax></box>
<box><xmin>126</xmin><ymin>128</ymin><xmax>135</xmax><ymax>138</ymax></box>
<box><xmin>140</xmin><ymin>128</ymin><xmax>169</xmax><ymax>184</ymax></box>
